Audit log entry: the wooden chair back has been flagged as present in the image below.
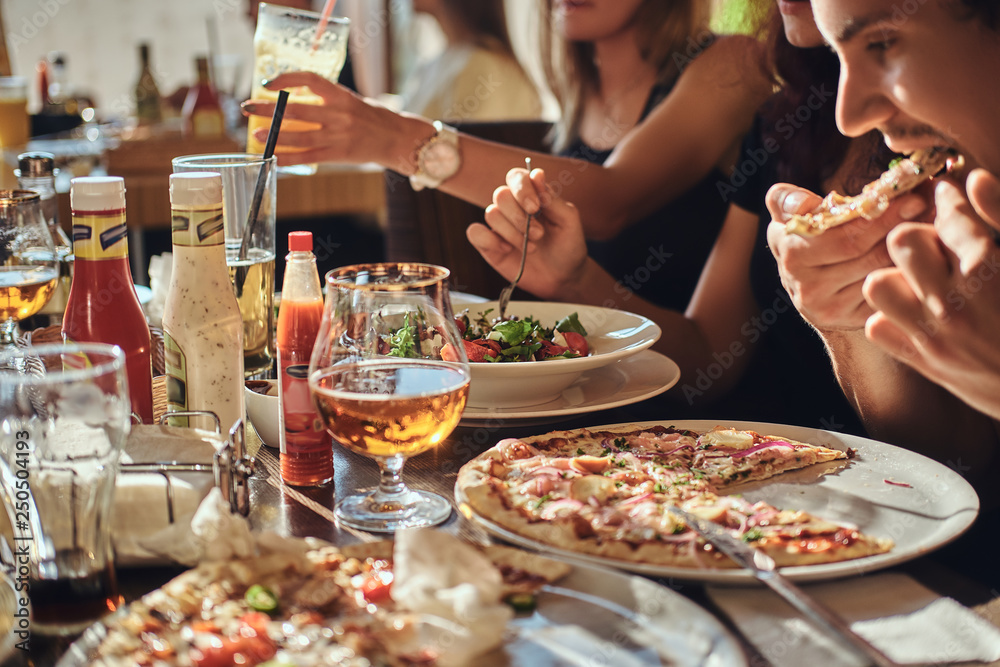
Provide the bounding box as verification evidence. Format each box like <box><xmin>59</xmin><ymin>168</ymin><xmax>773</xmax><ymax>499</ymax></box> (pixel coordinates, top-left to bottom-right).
<box><xmin>384</xmin><ymin>120</ymin><xmax>552</xmax><ymax>299</ymax></box>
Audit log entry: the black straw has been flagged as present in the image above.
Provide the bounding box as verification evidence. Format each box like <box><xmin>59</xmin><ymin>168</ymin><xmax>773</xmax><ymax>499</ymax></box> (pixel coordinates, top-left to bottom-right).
<box><xmin>235</xmin><ymin>90</ymin><xmax>288</xmax><ymax>293</ymax></box>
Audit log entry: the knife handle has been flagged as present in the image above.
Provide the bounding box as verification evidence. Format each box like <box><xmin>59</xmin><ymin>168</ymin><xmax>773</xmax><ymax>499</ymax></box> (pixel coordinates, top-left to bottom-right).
<box><xmin>762</xmin><ymin>572</ymin><xmax>898</xmax><ymax>667</ymax></box>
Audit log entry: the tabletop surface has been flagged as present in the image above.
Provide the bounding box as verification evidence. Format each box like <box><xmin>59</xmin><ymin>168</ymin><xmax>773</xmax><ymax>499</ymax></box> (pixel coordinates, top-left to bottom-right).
<box><xmin>10</xmin><ymin>400</ymin><xmax>1000</xmax><ymax>666</ymax></box>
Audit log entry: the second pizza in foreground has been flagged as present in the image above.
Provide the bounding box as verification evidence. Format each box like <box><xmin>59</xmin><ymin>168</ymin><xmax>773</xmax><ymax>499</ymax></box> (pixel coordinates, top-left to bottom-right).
<box><xmin>456</xmin><ymin>425</ymin><xmax>894</xmax><ymax>569</ymax></box>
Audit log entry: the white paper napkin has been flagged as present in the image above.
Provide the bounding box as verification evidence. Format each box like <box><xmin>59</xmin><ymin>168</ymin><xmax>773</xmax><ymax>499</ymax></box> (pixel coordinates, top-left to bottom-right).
<box><xmin>392</xmin><ymin>528</ymin><xmax>514</xmax><ymax>666</ymax></box>
<box><xmin>707</xmin><ymin>572</ymin><xmax>1000</xmax><ymax>666</ymax></box>
<box><xmin>113</xmin><ymin>425</ymin><xmax>223</xmax><ymax>564</ymax></box>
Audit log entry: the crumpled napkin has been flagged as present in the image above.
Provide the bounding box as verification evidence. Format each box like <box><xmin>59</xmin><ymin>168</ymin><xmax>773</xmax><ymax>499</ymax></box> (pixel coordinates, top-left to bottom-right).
<box><xmin>136</xmin><ymin>487</ymin><xmax>313</xmax><ymax>566</ymax></box>
<box><xmin>707</xmin><ymin>572</ymin><xmax>1000</xmax><ymax>666</ymax></box>
<box><xmin>391</xmin><ymin>528</ymin><xmax>514</xmax><ymax>666</ymax></box>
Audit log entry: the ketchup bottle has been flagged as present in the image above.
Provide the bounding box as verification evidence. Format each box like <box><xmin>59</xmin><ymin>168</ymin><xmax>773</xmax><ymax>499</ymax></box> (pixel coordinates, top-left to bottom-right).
<box><xmin>62</xmin><ymin>177</ymin><xmax>153</xmax><ymax>423</ymax></box>
<box><xmin>276</xmin><ymin>231</ymin><xmax>333</xmax><ymax>486</ymax></box>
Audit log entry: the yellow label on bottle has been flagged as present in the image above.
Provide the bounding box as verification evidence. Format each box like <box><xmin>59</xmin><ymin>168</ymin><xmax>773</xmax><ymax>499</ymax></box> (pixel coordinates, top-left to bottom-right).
<box><xmin>172</xmin><ymin>207</ymin><xmax>225</xmax><ymax>247</ymax></box>
<box><xmin>163</xmin><ymin>330</ymin><xmax>189</xmax><ymax>427</ymax></box>
<box><xmin>72</xmin><ymin>211</ymin><xmax>128</xmax><ymax>260</ymax></box>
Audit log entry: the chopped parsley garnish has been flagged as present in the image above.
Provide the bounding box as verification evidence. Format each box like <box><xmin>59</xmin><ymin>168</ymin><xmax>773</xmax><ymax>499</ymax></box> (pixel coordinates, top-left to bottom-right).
<box><xmin>614</xmin><ymin>437</ymin><xmax>629</xmax><ymax>450</ymax></box>
<box><xmin>742</xmin><ymin>527</ymin><xmax>764</xmax><ymax>542</ymax></box>
<box><xmin>888</xmin><ymin>156</ymin><xmax>904</xmax><ymax>169</ymax></box>
<box><xmin>672</xmin><ymin>523</ymin><xmax>686</xmax><ymax>534</ymax></box>
<box><xmin>386</xmin><ymin>313</ymin><xmax>419</xmax><ymax>358</ymax></box>
<box><xmin>576</xmin><ymin>448</ymin><xmax>585</xmax><ymax>456</ymax></box>
<box><xmin>533</xmin><ymin>494</ymin><xmax>552</xmax><ymax>509</ymax></box>
<box><xmin>653</xmin><ymin>482</ymin><xmax>666</xmax><ymax>493</ymax></box>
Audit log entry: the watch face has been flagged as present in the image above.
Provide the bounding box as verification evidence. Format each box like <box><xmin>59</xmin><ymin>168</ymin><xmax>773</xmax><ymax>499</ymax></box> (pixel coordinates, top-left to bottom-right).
<box><xmin>423</xmin><ymin>141</ymin><xmax>461</xmax><ymax>180</ymax></box>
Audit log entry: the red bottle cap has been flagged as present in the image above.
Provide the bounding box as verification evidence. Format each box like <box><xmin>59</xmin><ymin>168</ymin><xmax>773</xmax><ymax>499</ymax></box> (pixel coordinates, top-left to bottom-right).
<box><xmin>288</xmin><ymin>231</ymin><xmax>312</xmax><ymax>252</ymax></box>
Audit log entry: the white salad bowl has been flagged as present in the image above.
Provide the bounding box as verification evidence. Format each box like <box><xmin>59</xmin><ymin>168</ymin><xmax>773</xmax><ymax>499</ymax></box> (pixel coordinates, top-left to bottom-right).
<box><xmin>452</xmin><ymin>301</ymin><xmax>661</xmax><ymax>409</ymax></box>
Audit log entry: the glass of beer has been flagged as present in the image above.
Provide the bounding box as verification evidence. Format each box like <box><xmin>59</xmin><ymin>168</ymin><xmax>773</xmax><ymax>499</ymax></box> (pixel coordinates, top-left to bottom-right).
<box><xmin>248</xmin><ymin>3</ymin><xmax>350</xmax><ymax>175</ymax></box>
<box><xmin>309</xmin><ymin>263</ymin><xmax>470</xmax><ymax>532</ymax></box>
<box><xmin>172</xmin><ymin>154</ymin><xmax>277</xmax><ymax>377</ymax></box>
<box><xmin>0</xmin><ymin>190</ymin><xmax>59</xmax><ymax>362</ymax></box>
<box><xmin>0</xmin><ymin>78</ymin><xmax>30</xmax><ymax>151</ymax></box>
<box><xmin>0</xmin><ymin>342</ymin><xmax>130</xmax><ymax>635</ymax></box>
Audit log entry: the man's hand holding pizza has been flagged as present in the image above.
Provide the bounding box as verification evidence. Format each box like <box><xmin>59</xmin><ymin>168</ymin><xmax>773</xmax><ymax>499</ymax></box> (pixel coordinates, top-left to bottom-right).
<box><xmin>765</xmin><ymin>183</ymin><xmax>929</xmax><ymax>333</ymax></box>
<box><xmin>863</xmin><ymin>170</ymin><xmax>1000</xmax><ymax>421</ymax></box>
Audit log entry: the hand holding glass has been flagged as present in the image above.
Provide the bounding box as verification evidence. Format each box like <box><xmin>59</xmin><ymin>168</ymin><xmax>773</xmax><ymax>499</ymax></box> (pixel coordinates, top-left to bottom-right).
<box><xmin>308</xmin><ymin>263</ymin><xmax>470</xmax><ymax>532</ymax></box>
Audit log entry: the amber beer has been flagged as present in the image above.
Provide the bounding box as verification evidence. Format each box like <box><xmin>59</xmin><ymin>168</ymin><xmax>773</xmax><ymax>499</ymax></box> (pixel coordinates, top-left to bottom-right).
<box><xmin>311</xmin><ymin>360</ymin><xmax>469</xmax><ymax>458</ymax></box>
<box><xmin>0</xmin><ymin>265</ymin><xmax>59</xmax><ymax>321</ymax></box>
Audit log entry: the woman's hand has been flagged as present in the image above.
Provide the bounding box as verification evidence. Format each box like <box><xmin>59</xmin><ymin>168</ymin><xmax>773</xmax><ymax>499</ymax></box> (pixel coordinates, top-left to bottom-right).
<box><xmin>765</xmin><ymin>183</ymin><xmax>928</xmax><ymax>332</ymax></box>
<box><xmin>467</xmin><ymin>167</ymin><xmax>589</xmax><ymax>301</ymax></box>
<box><xmin>241</xmin><ymin>71</ymin><xmax>402</xmax><ymax>167</ymax></box>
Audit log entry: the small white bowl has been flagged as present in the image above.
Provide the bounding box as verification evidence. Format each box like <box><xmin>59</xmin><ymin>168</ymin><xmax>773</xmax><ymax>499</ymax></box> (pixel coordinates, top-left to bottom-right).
<box><xmin>454</xmin><ymin>301</ymin><xmax>662</xmax><ymax>409</ymax></box>
<box><xmin>244</xmin><ymin>379</ymin><xmax>279</xmax><ymax>447</ymax></box>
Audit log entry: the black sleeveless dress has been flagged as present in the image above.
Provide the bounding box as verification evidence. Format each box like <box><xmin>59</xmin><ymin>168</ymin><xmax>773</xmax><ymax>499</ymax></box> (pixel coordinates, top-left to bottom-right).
<box><xmin>559</xmin><ymin>82</ymin><xmax>729</xmax><ymax>312</ymax></box>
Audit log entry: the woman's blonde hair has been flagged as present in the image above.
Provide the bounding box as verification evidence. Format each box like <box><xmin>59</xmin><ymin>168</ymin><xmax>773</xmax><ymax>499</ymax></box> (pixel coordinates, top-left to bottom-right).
<box><xmin>540</xmin><ymin>0</ymin><xmax>711</xmax><ymax>152</ymax></box>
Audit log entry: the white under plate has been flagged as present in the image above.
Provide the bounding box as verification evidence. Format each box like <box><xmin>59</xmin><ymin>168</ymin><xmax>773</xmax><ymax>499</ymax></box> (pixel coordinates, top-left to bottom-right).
<box><xmin>59</xmin><ymin>560</ymin><xmax>745</xmax><ymax>667</ymax></box>
<box><xmin>460</xmin><ymin>350</ymin><xmax>679</xmax><ymax>426</ymax></box>
<box><xmin>457</xmin><ymin>419</ymin><xmax>979</xmax><ymax>584</ymax></box>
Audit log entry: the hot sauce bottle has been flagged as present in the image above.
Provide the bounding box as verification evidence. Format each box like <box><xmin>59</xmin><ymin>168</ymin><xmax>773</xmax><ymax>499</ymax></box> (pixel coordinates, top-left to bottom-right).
<box><xmin>276</xmin><ymin>231</ymin><xmax>333</xmax><ymax>486</ymax></box>
<box><xmin>62</xmin><ymin>176</ymin><xmax>153</xmax><ymax>423</ymax></box>
<box><xmin>162</xmin><ymin>172</ymin><xmax>244</xmax><ymax>432</ymax></box>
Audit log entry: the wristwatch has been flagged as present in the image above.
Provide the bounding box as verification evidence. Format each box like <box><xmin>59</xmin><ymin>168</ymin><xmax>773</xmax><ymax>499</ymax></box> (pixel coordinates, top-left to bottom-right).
<box><xmin>409</xmin><ymin>121</ymin><xmax>461</xmax><ymax>191</ymax></box>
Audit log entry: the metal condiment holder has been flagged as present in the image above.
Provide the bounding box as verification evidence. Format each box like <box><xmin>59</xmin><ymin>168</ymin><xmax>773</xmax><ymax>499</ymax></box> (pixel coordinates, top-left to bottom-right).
<box><xmin>119</xmin><ymin>412</ymin><xmax>254</xmax><ymax>520</ymax></box>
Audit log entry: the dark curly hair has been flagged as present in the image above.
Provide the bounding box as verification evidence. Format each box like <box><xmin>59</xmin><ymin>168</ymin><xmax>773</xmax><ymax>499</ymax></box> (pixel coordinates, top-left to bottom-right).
<box><xmin>957</xmin><ymin>0</ymin><xmax>1000</xmax><ymax>27</ymax></box>
<box><xmin>757</xmin><ymin>7</ymin><xmax>894</xmax><ymax>195</ymax></box>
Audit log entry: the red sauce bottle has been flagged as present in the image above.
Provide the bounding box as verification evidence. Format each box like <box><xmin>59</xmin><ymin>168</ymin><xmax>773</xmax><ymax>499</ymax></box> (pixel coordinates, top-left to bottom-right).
<box><xmin>62</xmin><ymin>177</ymin><xmax>153</xmax><ymax>423</ymax></box>
<box><xmin>276</xmin><ymin>231</ymin><xmax>333</xmax><ymax>486</ymax></box>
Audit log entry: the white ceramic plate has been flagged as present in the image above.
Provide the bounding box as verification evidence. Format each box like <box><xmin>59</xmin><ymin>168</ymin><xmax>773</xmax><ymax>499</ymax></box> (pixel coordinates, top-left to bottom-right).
<box><xmin>58</xmin><ymin>560</ymin><xmax>745</xmax><ymax>667</ymax></box>
<box><xmin>457</xmin><ymin>419</ymin><xmax>980</xmax><ymax>584</ymax></box>
<box><xmin>454</xmin><ymin>301</ymin><xmax>661</xmax><ymax>409</ymax></box>
<box><xmin>460</xmin><ymin>350</ymin><xmax>679</xmax><ymax>426</ymax></box>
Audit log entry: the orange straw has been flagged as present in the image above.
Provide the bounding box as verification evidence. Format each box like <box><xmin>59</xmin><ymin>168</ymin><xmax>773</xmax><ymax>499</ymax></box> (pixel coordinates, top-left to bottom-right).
<box><xmin>310</xmin><ymin>0</ymin><xmax>338</xmax><ymax>51</ymax></box>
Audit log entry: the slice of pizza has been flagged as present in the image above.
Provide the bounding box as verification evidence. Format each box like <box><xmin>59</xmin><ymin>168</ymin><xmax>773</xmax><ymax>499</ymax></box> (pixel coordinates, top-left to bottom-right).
<box><xmin>785</xmin><ymin>147</ymin><xmax>958</xmax><ymax>236</ymax></box>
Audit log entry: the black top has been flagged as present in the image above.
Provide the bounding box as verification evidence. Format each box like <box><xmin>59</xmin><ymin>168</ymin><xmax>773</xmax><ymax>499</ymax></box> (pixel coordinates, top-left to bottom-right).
<box><xmin>559</xmin><ymin>83</ymin><xmax>729</xmax><ymax>312</ymax></box>
<box><xmin>716</xmin><ymin>114</ymin><xmax>866</xmax><ymax>435</ymax></box>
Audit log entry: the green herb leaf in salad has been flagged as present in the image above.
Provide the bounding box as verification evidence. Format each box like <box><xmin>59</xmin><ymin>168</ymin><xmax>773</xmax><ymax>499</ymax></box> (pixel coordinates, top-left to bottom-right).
<box><xmin>387</xmin><ymin>313</ymin><xmax>419</xmax><ymax>358</ymax></box>
<box><xmin>555</xmin><ymin>312</ymin><xmax>588</xmax><ymax>336</ymax></box>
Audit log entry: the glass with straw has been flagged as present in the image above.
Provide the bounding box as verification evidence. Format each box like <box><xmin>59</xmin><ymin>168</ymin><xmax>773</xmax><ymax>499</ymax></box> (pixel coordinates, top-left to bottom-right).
<box><xmin>172</xmin><ymin>92</ymin><xmax>289</xmax><ymax>377</ymax></box>
<box><xmin>247</xmin><ymin>2</ymin><xmax>350</xmax><ymax>175</ymax></box>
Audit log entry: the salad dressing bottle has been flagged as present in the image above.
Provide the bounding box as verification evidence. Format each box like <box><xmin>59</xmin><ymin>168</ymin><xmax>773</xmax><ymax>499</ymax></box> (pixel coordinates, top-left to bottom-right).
<box><xmin>162</xmin><ymin>172</ymin><xmax>244</xmax><ymax>432</ymax></box>
<box><xmin>276</xmin><ymin>231</ymin><xmax>333</xmax><ymax>486</ymax></box>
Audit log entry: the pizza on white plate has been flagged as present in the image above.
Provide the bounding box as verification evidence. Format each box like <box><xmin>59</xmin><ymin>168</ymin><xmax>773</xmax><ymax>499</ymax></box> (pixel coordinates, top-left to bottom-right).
<box><xmin>456</xmin><ymin>424</ymin><xmax>893</xmax><ymax>570</ymax></box>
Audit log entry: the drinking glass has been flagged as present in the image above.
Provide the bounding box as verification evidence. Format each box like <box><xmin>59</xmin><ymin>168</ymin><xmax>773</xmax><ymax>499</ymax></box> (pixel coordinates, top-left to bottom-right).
<box><xmin>0</xmin><ymin>342</ymin><xmax>130</xmax><ymax>636</ymax></box>
<box><xmin>248</xmin><ymin>3</ymin><xmax>350</xmax><ymax>174</ymax></box>
<box><xmin>309</xmin><ymin>263</ymin><xmax>470</xmax><ymax>532</ymax></box>
<box><xmin>172</xmin><ymin>154</ymin><xmax>277</xmax><ymax>377</ymax></box>
<box><xmin>0</xmin><ymin>191</ymin><xmax>59</xmax><ymax>361</ymax></box>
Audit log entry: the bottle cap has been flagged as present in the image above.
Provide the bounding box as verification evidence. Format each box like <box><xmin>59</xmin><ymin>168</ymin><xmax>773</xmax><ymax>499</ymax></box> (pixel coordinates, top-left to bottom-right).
<box><xmin>169</xmin><ymin>172</ymin><xmax>223</xmax><ymax>207</ymax></box>
<box><xmin>70</xmin><ymin>176</ymin><xmax>125</xmax><ymax>211</ymax></box>
<box><xmin>17</xmin><ymin>152</ymin><xmax>55</xmax><ymax>178</ymax></box>
<box><xmin>288</xmin><ymin>231</ymin><xmax>312</xmax><ymax>252</ymax></box>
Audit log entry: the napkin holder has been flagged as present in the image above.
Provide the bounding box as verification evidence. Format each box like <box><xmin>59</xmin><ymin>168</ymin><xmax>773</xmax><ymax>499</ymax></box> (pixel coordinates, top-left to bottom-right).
<box><xmin>119</xmin><ymin>412</ymin><xmax>254</xmax><ymax>519</ymax></box>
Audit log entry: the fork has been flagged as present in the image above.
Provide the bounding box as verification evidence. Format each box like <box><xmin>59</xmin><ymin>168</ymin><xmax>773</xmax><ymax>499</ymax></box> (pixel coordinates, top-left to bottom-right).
<box><xmin>497</xmin><ymin>157</ymin><xmax>533</xmax><ymax>320</ymax></box>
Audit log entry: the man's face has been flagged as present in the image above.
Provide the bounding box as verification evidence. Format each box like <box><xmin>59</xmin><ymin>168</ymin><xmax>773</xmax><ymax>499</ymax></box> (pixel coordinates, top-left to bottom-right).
<box><xmin>812</xmin><ymin>0</ymin><xmax>1000</xmax><ymax>173</ymax></box>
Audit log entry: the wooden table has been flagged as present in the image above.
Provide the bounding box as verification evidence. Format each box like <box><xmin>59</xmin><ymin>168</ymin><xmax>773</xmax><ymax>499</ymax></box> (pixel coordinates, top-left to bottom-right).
<box><xmin>12</xmin><ymin>399</ymin><xmax>1000</xmax><ymax>666</ymax></box>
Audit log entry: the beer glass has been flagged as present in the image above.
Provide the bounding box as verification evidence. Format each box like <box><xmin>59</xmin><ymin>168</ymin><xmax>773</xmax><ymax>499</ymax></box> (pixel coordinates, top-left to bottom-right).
<box><xmin>0</xmin><ymin>342</ymin><xmax>129</xmax><ymax>635</ymax></box>
<box><xmin>309</xmin><ymin>263</ymin><xmax>470</xmax><ymax>532</ymax></box>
